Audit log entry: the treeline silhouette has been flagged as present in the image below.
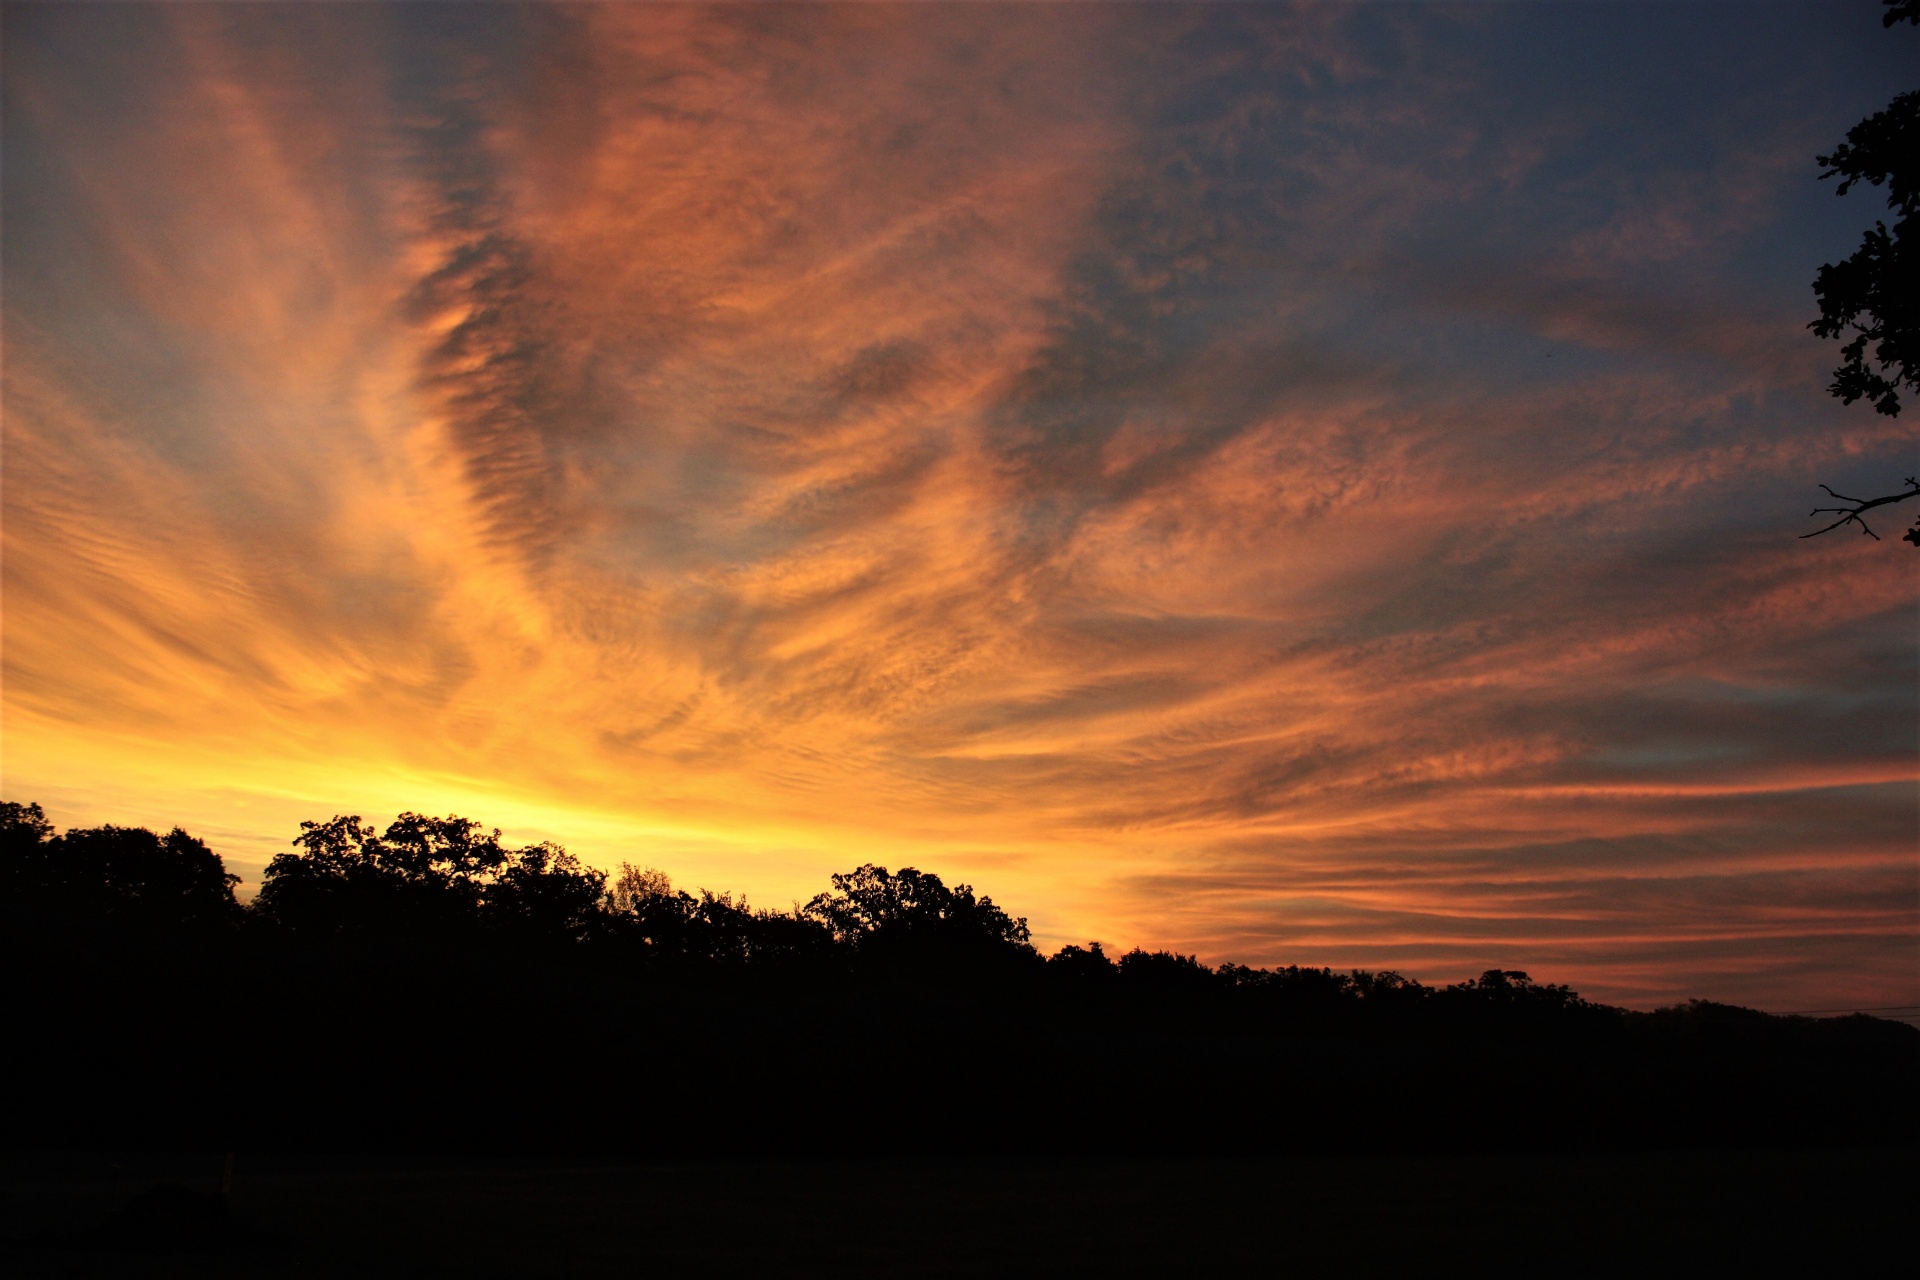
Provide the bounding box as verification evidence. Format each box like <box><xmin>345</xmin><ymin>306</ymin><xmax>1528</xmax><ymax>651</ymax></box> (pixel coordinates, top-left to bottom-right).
<box><xmin>5</xmin><ymin>802</ymin><xmax>1913</xmax><ymax>1154</ymax></box>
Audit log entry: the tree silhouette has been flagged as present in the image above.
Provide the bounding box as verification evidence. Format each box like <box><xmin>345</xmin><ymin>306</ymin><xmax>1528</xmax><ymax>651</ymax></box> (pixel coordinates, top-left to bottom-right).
<box><xmin>0</xmin><ymin>802</ymin><xmax>239</xmax><ymax>929</ymax></box>
<box><xmin>604</xmin><ymin>862</ymin><xmax>836</xmax><ymax>968</ymax></box>
<box><xmin>1046</xmin><ymin>941</ymin><xmax>1120</xmax><ymax>985</ymax></box>
<box><xmin>4</xmin><ymin>797</ymin><xmax>1917</xmax><ymax>1156</ymax></box>
<box><xmin>483</xmin><ymin>840</ymin><xmax>608</xmax><ymax>942</ymax></box>
<box><xmin>252</xmin><ymin>813</ymin><xmax>485</xmax><ymax>939</ymax></box>
<box><xmin>1116</xmin><ymin>947</ymin><xmax>1218</xmax><ymax>995</ymax></box>
<box><xmin>1805</xmin><ymin>0</ymin><xmax>1920</xmax><ymax>544</ymax></box>
<box><xmin>0</xmin><ymin>800</ymin><xmax>56</xmax><ymax>893</ymax></box>
<box><xmin>251</xmin><ymin>812</ymin><xmax>605</xmax><ymax>943</ymax></box>
<box><xmin>803</xmin><ymin>863</ymin><xmax>1036</xmax><ymax>975</ymax></box>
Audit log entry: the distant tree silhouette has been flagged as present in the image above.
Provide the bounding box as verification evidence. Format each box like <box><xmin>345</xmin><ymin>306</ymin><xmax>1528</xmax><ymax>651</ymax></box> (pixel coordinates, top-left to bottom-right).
<box><xmin>1046</xmin><ymin>941</ymin><xmax>1120</xmax><ymax>984</ymax></box>
<box><xmin>1216</xmin><ymin>961</ymin><xmax>1429</xmax><ymax>1028</ymax></box>
<box><xmin>7</xmin><ymin>798</ymin><xmax>1916</xmax><ymax>1156</ymax></box>
<box><xmin>485</xmin><ymin>840</ymin><xmax>608</xmax><ymax>942</ymax></box>
<box><xmin>0</xmin><ymin>800</ymin><xmax>56</xmax><ymax>891</ymax></box>
<box><xmin>1444</xmin><ymin>968</ymin><xmax>1571</xmax><ymax>1002</ymax></box>
<box><xmin>804</xmin><ymin>863</ymin><xmax>1036</xmax><ymax>974</ymax></box>
<box><xmin>1116</xmin><ymin>948</ymin><xmax>1218</xmax><ymax>995</ymax></box>
<box><xmin>1805</xmin><ymin>0</ymin><xmax>1920</xmax><ymax>544</ymax></box>
<box><xmin>252</xmin><ymin>813</ymin><xmax>488</xmax><ymax>939</ymax></box>
<box><xmin>0</xmin><ymin>802</ymin><xmax>239</xmax><ymax>929</ymax></box>
<box><xmin>1433</xmin><ymin>969</ymin><xmax>1609</xmax><ymax>1039</ymax></box>
<box><xmin>610</xmin><ymin>863</ymin><xmax>673</xmax><ymax>914</ymax></box>
<box><xmin>252</xmin><ymin>812</ymin><xmax>605</xmax><ymax>943</ymax></box>
<box><xmin>604</xmin><ymin>863</ymin><xmax>836</xmax><ymax>968</ymax></box>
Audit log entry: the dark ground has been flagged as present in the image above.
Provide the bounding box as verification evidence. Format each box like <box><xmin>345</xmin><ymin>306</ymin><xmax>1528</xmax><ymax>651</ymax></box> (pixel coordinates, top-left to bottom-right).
<box><xmin>1</xmin><ymin>1145</ymin><xmax>1910</xmax><ymax>1277</ymax></box>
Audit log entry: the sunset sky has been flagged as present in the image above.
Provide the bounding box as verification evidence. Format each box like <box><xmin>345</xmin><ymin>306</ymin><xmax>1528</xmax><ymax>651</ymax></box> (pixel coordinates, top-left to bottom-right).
<box><xmin>4</xmin><ymin>2</ymin><xmax>1915</xmax><ymax>1009</ymax></box>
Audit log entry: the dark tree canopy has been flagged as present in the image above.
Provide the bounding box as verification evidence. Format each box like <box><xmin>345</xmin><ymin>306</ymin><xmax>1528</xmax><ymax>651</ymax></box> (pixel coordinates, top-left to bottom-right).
<box><xmin>0</xmin><ymin>801</ymin><xmax>239</xmax><ymax>928</ymax></box>
<box><xmin>0</xmin><ymin>800</ymin><xmax>55</xmax><ymax>859</ymax></box>
<box><xmin>803</xmin><ymin>862</ymin><xmax>1035</xmax><ymax>972</ymax></box>
<box><xmin>607</xmin><ymin>862</ymin><xmax>835</xmax><ymax>968</ymax></box>
<box><xmin>252</xmin><ymin>811</ymin><xmax>607</xmax><ymax>942</ymax></box>
<box><xmin>1803</xmin><ymin>0</ymin><xmax>1920</xmax><ymax>543</ymax></box>
<box><xmin>1809</xmin><ymin>86</ymin><xmax>1917</xmax><ymax>416</ymax></box>
<box><xmin>4</xmin><ymin>799</ymin><xmax>1916</xmax><ymax>1156</ymax></box>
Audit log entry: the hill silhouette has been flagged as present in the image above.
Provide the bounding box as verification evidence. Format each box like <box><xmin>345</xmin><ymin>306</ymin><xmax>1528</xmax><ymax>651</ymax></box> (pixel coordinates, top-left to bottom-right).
<box><xmin>3</xmin><ymin>801</ymin><xmax>1914</xmax><ymax>1155</ymax></box>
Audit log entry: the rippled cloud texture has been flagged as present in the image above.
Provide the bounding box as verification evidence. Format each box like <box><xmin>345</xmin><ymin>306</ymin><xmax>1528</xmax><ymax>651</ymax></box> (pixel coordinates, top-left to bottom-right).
<box><xmin>5</xmin><ymin>3</ymin><xmax>1915</xmax><ymax>1006</ymax></box>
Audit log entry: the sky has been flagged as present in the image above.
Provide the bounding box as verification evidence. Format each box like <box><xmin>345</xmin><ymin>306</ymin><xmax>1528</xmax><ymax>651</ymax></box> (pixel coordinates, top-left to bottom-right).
<box><xmin>4</xmin><ymin>2</ymin><xmax>1915</xmax><ymax>1009</ymax></box>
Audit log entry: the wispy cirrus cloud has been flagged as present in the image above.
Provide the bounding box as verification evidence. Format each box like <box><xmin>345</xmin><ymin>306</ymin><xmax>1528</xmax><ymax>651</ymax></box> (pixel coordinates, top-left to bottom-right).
<box><xmin>4</xmin><ymin>3</ymin><xmax>1913</xmax><ymax>1009</ymax></box>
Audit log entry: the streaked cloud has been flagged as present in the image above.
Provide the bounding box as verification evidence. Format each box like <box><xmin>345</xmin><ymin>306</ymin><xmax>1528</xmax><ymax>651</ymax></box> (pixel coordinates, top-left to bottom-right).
<box><xmin>4</xmin><ymin>3</ymin><xmax>1914</xmax><ymax>1009</ymax></box>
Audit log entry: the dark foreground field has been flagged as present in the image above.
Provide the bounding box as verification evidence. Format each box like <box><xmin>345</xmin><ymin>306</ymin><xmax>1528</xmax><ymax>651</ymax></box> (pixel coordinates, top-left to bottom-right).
<box><xmin>2</xmin><ymin>1146</ymin><xmax>1911</xmax><ymax>1277</ymax></box>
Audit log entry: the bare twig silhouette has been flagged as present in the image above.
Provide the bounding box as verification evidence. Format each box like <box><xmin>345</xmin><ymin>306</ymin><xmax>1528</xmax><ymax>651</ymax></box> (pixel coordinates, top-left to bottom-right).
<box><xmin>1801</xmin><ymin>476</ymin><xmax>1920</xmax><ymax>541</ymax></box>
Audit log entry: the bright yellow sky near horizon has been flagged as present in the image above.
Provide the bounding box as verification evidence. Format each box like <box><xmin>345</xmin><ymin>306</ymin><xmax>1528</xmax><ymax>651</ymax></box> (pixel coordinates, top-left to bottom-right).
<box><xmin>5</xmin><ymin>4</ymin><xmax>1916</xmax><ymax>1009</ymax></box>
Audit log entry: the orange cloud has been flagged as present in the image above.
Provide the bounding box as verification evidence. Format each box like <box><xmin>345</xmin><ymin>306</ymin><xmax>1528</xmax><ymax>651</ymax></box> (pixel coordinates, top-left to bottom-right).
<box><xmin>4</xmin><ymin>4</ymin><xmax>1914</xmax><ymax>1010</ymax></box>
